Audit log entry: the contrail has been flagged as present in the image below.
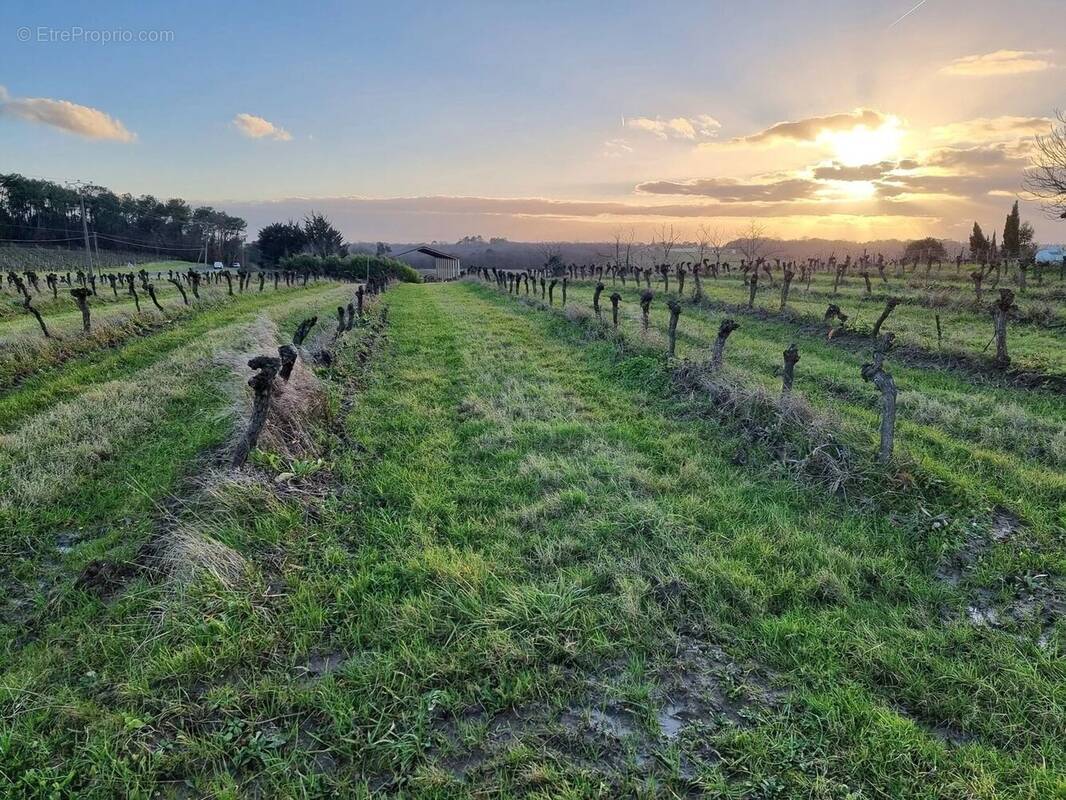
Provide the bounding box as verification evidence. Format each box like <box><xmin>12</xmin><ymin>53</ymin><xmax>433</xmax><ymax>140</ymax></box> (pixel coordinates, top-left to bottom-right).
<box><xmin>889</xmin><ymin>0</ymin><xmax>929</xmax><ymax>28</ymax></box>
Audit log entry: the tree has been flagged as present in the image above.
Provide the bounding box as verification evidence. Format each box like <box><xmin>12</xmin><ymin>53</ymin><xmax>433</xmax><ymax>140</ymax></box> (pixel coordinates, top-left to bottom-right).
<box><xmin>1023</xmin><ymin>110</ymin><xmax>1066</xmax><ymax>218</ymax></box>
<box><xmin>969</xmin><ymin>222</ymin><xmax>989</xmax><ymax>261</ymax></box>
<box><xmin>902</xmin><ymin>237</ymin><xmax>947</xmax><ymax>263</ymax></box>
<box><xmin>737</xmin><ymin>220</ymin><xmax>768</xmax><ymax>262</ymax></box>
<box><xmin>695</xmin><ymin>224</ymin><xmax>712</xmax><ymax>266</ymax></box>
<box><xmin>257</xmin><ymin>220</ymin><xmax>307</xmax><ymax>266</ymax></box>
<box><xmin>303</xmin><ymin>212</ymin><xmax>344</xmax><ymax>257</ymax></box>
<box><xmin>375</xmin><ymin>241</ymin><xmax>392</xmax><ymax>257</ymax></box>
<box><xmin>1019</xmin><ymin>221</ymin><xmax>1036</xmax><ymax>262</ymax></box>
<box><xmin>1002</xmin><ymin>201</ymin><xmax>1021</xmax><ymax>261</ymax></box>
<box><xmin>655</xmin><ymin>223</ymin><xmax>679</xmax><ymax>263</ymax></box>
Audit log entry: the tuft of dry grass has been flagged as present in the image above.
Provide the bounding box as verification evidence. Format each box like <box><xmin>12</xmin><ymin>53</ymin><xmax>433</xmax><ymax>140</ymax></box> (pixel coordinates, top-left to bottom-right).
<box><xmin>153</xmin><ymin>525</ymin><xmax>249</xmax><ymax>590</ymax></box>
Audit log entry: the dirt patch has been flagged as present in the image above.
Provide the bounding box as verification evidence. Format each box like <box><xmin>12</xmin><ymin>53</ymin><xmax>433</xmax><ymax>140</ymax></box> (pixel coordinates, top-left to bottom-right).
<box><xmin>935</xmin><ymin>507</ymin><xmax>1028</xmax><ymax>586</ymax></box>
<box><xmin>935</xmin><ymin>509</ymin><xmax>1062</xmax><ymax>645</ymax></box>
<box><xmin>297</xmin><ymin>650</ymin><xmax>348</xmax><ymax>680</ymax></box>
<box><xmin>424</xmin><ymin>633</ymin><xmax>784</xmax><ymax>785</ymax></box>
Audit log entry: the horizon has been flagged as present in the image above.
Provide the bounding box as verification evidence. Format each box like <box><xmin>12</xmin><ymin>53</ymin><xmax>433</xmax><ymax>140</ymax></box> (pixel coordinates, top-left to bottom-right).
<box><xmin>3</xmin><ymin>0</ymin><xmax>1066</xmax><ymax>244</ymax></box>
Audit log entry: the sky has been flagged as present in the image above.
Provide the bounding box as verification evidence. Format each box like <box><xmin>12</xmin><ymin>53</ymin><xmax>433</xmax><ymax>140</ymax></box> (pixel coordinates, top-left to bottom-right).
<box><xmin>2</xmin><ymin>0</ymin><xmax>1065</xmax><ymax>244</ymax></box>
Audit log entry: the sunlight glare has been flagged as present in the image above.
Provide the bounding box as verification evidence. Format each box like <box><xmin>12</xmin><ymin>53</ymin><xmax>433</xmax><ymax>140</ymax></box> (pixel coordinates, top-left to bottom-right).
<box><xmin>818</xmin><ymin>117</ymin><xmax>904</xmax><ymax>167</ymax></box>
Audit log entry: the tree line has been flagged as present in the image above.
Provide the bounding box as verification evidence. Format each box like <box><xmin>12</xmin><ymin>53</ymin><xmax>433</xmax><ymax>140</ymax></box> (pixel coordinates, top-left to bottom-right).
<box><xmin>0</xmin><ymin>173</ymin><xmax>246</xmax><ymax>263</ymax></box>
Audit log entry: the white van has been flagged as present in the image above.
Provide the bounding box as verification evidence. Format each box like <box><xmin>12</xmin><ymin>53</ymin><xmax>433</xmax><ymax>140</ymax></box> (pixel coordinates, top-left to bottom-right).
<box><xmin>1035</xmin><ymin>246</ymin><xmax>1064</xmax><ymax>265</ymax></box>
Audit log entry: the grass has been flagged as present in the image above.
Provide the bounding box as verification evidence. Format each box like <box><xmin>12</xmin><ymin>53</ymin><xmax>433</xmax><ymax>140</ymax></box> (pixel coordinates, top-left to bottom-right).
<box><xmin>581</xmin><ymin>266</ymin><xmax>1066</xmax><ymax>376</ymax></box>
<box><xmin>0</xmin><ymin>280</ymin><xmax>1062</xmax><ymax>798</ymax></box>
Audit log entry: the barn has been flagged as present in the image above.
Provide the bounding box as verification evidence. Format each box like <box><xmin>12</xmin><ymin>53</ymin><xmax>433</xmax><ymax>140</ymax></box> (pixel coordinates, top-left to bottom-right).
<box><xmin>395</xmin><ymin>245</ymin><xmax>462</xmax><ymax>281</ymax></box>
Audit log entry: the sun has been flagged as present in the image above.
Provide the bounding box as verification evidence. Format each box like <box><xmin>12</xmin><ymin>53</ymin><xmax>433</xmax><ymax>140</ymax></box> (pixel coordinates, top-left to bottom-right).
<box><xmin>818</xmin><ymin>116</ymin><xmax>904</xmax><ymax>167</ymax></box>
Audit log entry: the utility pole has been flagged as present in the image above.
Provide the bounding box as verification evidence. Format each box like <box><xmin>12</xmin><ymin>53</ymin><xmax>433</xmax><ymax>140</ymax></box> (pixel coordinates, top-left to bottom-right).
<box><xmin>78</xmin><ymin>187</ymin><xmax>94</xmax><ymax>275</ymax></box>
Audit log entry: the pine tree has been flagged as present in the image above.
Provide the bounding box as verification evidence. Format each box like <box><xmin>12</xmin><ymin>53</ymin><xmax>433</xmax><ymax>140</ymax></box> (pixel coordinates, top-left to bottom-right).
<box><xmin>1003</xmin><ymin>201</ymin><xmax>1021</xmax><ymax>260</ymax></box>
<box><xmin>969</xmin><ymin>222</ymin><xmax>988</xmax><ymax>261</ymax></box>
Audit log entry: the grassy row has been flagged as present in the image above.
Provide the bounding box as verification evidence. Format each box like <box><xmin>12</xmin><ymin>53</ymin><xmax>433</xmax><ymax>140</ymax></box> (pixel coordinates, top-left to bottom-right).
<box><xmin>1</xmin><ymin>281</ymin><xmax>1061</xmax><ymax>797</ymax></box>
<box><xmin>497</xmin><ymin>279</ymin><xmax>1066</xmax><ymax>536</ymax></box>
<box><xmin>570</xmin><ymin>268</ymin><xmax>1066</xmax><ymax>376</ymax></box>
<box><xmin>0</xmin><ymin>281</ymin><xmax>354</xmax><ymax>430</ymax></box>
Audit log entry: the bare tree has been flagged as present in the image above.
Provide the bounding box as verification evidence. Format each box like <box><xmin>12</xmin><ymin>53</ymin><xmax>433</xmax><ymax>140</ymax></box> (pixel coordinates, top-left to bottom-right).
<box><xmin>695</xmin><ymin>224</ymin><xmax>712</xmax><ymax>267</ymax></box>
<box><xmin>737</xmin><ymin>220</ymin><xmax>768</xmax><ymax>263</ymax></box>
<box><xmin>622</xmin><ymin>227</ymin><xmax>636</xmax><ymax>272</ymax></box>
<box><xmin>1023</xmin><ymin>111</ymin><xmax>1066</xmax><ymax>218</ymax></box>
<box><xmin>655</xmin><ymin>224</ymin><xmax>680</xmax><ymax>264</ymax></box>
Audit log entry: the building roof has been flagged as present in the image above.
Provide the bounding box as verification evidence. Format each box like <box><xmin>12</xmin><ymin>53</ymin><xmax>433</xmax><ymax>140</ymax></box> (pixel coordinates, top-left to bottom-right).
<box><xmin>394</xmin><ymin>245</ymin><xmax>460</xmax><ymax>261</ymax></box>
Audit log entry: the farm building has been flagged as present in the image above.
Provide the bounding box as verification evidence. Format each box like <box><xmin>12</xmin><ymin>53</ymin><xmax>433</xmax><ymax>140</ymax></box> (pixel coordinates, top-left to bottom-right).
<box><xmin>395</xmin><ymin>245</ymin><xmax>462</xmax><ymax>281</ymax></box>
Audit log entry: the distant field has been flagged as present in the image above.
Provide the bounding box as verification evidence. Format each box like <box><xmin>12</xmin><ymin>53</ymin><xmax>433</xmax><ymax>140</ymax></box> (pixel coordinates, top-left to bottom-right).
<box><xmin>0</xmin><ymin>276</ymin><xmax>1062</xmax><ymax>798</ymax></box>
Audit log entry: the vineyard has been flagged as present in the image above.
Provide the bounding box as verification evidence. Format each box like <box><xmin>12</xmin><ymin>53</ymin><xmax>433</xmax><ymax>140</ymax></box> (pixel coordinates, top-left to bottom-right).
<box><xmin>0</xmin><ymin>258</ymin><xmax>1063</xmax><ymax>798</ymax></box>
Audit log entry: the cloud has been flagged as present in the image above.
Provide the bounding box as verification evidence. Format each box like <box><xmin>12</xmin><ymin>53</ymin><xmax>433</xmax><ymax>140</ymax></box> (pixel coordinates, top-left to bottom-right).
<box><xmin>727</xmin><ymin>108</ymin><xmax>888</xmax><ymax>146</ymax></box>
<box><xmin>635</xmin><ymin>176</ymin><xmax>819</xmax><ymax>202</ymax></box>
<box><xmin>812</xmin><ymin>161</ymin><xmax>902</xmax><ymax>181</ymax></box>
<box><xmin>923</xmin><ymin>142</ymin><xmax>1030</xmax><ymax>170</ymax></box>
<box><xmin>941</xmin><ymin>50</ymin><xmax>1056</xmax><ymax>77</ymax></box>
<box><xmin>0</xmin><ymin>84</ymin><xmax>135</xmax><ymax>141</ymax></box>
<box><xmin>602</xmin><ymin>138</ymin><xmax>633</xmax><ymax>158</ymax></box>
<box><xmin>232</xmin><ymin>113</ymin><xmax>292</xmax><ymax>141</ymax></box>
<box><xmin>930</xmin><ymin>116</ymin><xmax>1052</xmax><ymax>145</ymax></box>
<box><xmin>219</xmin><ymin>194</ymin><xmax>930</xmax><ymax>229</ymax></box>
<box><xmin>625</xmin><ymin>114</ymin><xmax>721</xmax><ymax>140</ymax></box>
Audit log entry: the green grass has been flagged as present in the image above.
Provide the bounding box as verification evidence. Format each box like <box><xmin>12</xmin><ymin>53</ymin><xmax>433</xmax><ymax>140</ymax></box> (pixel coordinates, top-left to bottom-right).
<box><xmin>582</xmin><ymin>266</ymin><xmax>1066</xmax><ymax>376</ymax></box>
<box><xmin>0</xmin><ymin>281</ymin><xmax>1062</xmax><ymax>798</ymax></box>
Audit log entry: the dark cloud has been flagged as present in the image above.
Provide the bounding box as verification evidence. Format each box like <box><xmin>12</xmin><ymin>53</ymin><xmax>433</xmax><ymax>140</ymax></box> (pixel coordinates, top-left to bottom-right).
<box><xmin>923</xmin><ymin>142</ymin><xmax>1029</xmax><ymax>169</ymax></box>
<box><xmin>812</xmin><ymin>161</ymin><xmax>898</xmax><ymax>181</ymax></box>
<box><xmin>731</xmin><ymin>108</ymin><xmax>888</xmax><ymax>146</ymax></box>
<box><xmin>634</xmin><ymin>177</ymin><xmax>819</xmax><ymax>202</ymax></box>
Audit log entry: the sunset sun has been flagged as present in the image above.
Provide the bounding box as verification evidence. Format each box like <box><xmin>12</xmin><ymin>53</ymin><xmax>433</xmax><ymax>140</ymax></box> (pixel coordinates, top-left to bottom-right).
<box><xmin>819</xmin><ymin>117</ymin><xmax>904</xmax><ymax>166</ymax></box>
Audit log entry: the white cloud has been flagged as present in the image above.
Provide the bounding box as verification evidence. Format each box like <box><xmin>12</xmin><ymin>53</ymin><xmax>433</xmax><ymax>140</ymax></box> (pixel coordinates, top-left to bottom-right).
<box><xmin>625</xmin><ymin>114</ymin><xmax>721</xmax><ymax>140</ymax></box>
<box><xmin>941</xmin><ymin>49</ymin><xmax>1056</xmax><ymax>77</ymax></box>
<box><xmin>602</xmin><ymin>138</ymin><xmax>633</xmax><ymax>158</ymax></box>
<box><xmin>930</xmin><ymin>116</ymin><xmax>1052</xmax><ymax>145</ymax></box>
<box><xmin>232</xmin><ymin>113</ymin><xmax>292</xmax><ymax>141</ymax></box>
<box><xmin>0</xmin><ymin>84</ymin><xmax>135</xmax><ymax>142</ymax></box>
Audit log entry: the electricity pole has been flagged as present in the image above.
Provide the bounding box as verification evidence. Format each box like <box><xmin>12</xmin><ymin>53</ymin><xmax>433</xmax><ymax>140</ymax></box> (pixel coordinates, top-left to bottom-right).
<box><xmin>79</xmin><ymin>188</ymin><xmax>93</xmax><ymax>276</ymax></box>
